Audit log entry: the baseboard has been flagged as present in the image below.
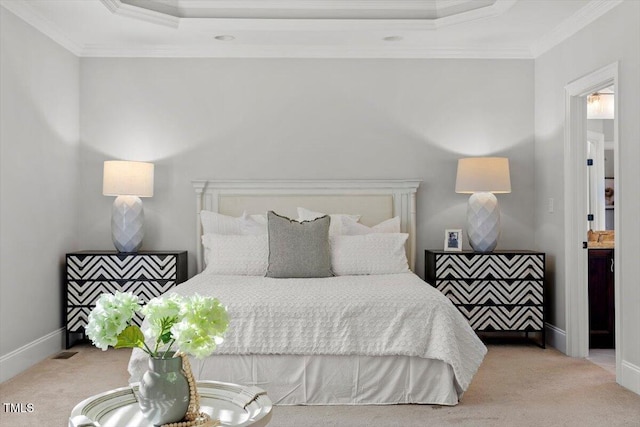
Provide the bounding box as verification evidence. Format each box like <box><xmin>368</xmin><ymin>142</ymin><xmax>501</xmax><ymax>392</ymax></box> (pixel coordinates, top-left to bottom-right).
<box><xmin>0</xmin><ymin>328</ymin><xmax>64</xmax><ymax>383</ymax></box>
<box><xmin>620</xmin><ymin>360</ymin><xmax>640</xmax><ymax>395</ymax></box>
<box><xmin>545</xmin><ymin>322</ymin><xmax>567</xmax><ymax>353</ymax></box>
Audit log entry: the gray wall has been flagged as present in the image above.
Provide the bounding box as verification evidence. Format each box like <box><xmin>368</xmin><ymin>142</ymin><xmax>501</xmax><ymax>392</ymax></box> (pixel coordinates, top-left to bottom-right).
<box><xmin>0</xmin><ymin>9</ymin><xmax>79</xmax><ymax>355</ymax></box>
<box><xmin>78</xmin><ymin>58</ymin><xmax>535</xmax><ymax>278</ymax></box>
<box><xmin>534</xmin><ymin>0</ymin><xmax>640</xmax><ymax>385</ymax></box>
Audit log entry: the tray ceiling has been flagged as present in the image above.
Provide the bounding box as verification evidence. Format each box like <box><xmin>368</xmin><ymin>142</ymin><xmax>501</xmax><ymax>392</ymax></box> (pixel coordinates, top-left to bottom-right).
<box><xmin>118</xmin><ymin>0</ymin><xmax>502</xmax><ymax>20</ymax></box>
<box><xmin>0</xmin><ymin>0</ymin><xmax>623</xmax><ymax>58</ymax></box>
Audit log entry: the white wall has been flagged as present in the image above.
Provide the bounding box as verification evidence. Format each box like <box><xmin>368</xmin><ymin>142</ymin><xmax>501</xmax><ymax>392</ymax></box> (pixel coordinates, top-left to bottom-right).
<box><xmin>534</xmin><ymin>0</ymin><xmax>639</xmax><ymax>392</ymax></box>
<box><xmin>0</xmin><ymin>8</ymin><xmax>79</xmax><ymax>378</ymax></box>
<box><xmin>78</xmin><ymin>58</ymin><xmax>535</xmax><ymax>277</ymax></box>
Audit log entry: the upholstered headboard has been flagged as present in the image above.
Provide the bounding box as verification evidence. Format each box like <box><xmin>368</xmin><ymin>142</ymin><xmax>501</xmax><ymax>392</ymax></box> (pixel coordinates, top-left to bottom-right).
<box><xmin>192</xmin><ymin>179</ymin><xmax>421</xmax><ymax>273</ymax></box>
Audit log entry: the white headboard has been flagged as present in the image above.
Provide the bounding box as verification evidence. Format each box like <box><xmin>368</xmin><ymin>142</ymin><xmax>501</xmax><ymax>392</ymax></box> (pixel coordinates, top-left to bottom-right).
<box><xmin>192</xmin><ymin>179</ymin><xmax>421</xmax><ymax>273</ymax></box>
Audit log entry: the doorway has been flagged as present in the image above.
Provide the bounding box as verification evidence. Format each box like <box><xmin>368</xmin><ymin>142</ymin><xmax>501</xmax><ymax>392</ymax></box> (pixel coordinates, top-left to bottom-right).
<box><xmin>564</xmin><ymin>62</ymin><xmax>620</xmax><ymax>381</ymax></box>
<box><xmin>586</xmin><ymin>87</ymin><xmax>616</xmax><ymax>373</ymax></box>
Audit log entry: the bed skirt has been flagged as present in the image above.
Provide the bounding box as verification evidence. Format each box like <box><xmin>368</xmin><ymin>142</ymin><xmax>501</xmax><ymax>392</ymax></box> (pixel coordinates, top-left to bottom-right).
<box><xmin>180</xmin><ymin>354</ymin><xmax>461</xmax><ymax>406</ymax></box>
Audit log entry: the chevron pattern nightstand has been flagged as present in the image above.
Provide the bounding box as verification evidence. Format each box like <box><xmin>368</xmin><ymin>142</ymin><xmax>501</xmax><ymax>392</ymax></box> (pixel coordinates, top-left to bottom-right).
<box><xmin>65</xmin><ymin>251</ymin><xmax>188</xmax><ymax>348</ymax></box>
<box><xmin>425</xmin><ymin>250</ymin><xmax>545</xmax><ymax>347</ymax></box>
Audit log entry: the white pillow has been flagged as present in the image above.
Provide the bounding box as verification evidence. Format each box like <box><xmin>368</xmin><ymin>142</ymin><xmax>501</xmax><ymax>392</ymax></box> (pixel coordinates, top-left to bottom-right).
<box><xmin>330</xmin><ymin>234</ymin><xmax>410</xmax><ymax>275</ymax></box>
<box><xmin>341</xmin><ymin>216</ymin><xmax>401</xmax><ymax>235</ymax></box>
<box><xmin>250</xmin><ymin>214</ymin><xmax>268</xmax><ymax>225</ymax></box>
<box><xmin>201</xmin><ymin>210</ymin><xmax>243</xmax><ymax>235</ymax></box>
<box><xmin>200</xmin><ymin>210</ymin><xmax>267</xmax><ymax>235</ymax></box>
<box><xmin>297</xmin><ymin>207</ymin><xmax>361</xmax><ymax>236</ymax></box>
<box><xmin>202</xmin><ymin>234</ymin><xmax>268</xmax><ymax>276</ymax></box>
<box><xmin>239</xmin><ymin>215</ymin><xmax>267</xmax><ymax>235</ymax></box>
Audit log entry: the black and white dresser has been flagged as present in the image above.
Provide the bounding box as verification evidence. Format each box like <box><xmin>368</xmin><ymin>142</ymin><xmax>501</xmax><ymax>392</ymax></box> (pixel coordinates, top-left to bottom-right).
<box><xmin>425</xmin><ymin>250</ymin><xmax>545</xmax><ymax>347</ymax></box>
<box><xmin>65</xmin><ymin>251</ymin><xmax>188</xmax><ymax>348</ymax></box>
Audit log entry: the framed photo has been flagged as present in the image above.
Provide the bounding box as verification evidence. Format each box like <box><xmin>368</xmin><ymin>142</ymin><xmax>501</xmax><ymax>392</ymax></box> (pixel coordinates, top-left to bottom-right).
<box><xmin>444</xmin><ymin>229</ymin><xmax>463</xmax><ymax>252</ymax></box>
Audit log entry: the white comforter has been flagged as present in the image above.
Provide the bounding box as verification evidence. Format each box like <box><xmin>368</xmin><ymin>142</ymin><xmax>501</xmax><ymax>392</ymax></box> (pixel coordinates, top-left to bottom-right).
<box><xmin>128</xmin><ymin>272</ymin><xmax>486</xmax><ymax>391</ymax></box>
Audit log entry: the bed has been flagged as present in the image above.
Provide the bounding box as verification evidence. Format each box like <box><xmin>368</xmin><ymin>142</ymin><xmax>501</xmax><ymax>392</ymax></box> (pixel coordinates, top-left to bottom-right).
<box><xmin>128</xmin><ymin>179</ymin><xmax>486</xmax><ymax>406</ymax></box>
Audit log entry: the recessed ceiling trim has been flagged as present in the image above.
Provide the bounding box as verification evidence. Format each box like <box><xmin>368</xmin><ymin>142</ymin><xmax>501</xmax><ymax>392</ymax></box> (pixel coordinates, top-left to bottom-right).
<box><xmin>79</xmin><ymin>43</ymin><xmax>532</xmax><ymax>59</ymax></box>
<box><xmin>433</xmin><ymin>0</ymin><xmax>516</xmax><ymax>29</ymax></box>
<box><xmin>181</xmin><ymin>18</ymin><xmax>440</xmax><ymax>32</ymax></box>
<box><xmin>4</xmin><ymin>0</ymin><xmax>621</xmax><ymax>60</ymax></box>
<box><xmin>530</xmin><ymin>0</ymin><xmax>624</xmax><ymax>57</ymax></box>
<box><xmin>0</xmin><ymin>0</ymin><xmax>83</xmax><ymax>55</ymax></box>
<box><xmin>141</xmin><ymin>0</ymin><xmax>481</xmax><ymax>11</ymax></box>
<box><xmin>125</xmin><ymin>0</ymin><xmax>501</xmax><ymax>12</ymax></box>
<box><xmin>178</xmin><ymin>6</ymin><xmax>516</xmax><ymax>33</ymax></box>
<box><xmin>99</xmin><ymin>0</ymin><xmax>180</xmax><ymax>28</ymax></box>
<box><xmin>112</xmin><ymin>0</ymin><xmax>516</xmax><ymax>29</ymax></box>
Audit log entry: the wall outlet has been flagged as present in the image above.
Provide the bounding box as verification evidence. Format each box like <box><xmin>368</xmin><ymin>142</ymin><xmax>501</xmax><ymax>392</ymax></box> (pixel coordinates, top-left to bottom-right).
<box><xmin>548</xmin><ymin>197</ymin><xmax>554</xmax><ymax>213</ymax></box>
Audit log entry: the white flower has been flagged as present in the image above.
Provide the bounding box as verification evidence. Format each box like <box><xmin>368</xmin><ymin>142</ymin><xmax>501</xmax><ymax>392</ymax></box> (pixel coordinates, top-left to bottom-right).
<box><xmin>141</xmin><ymin>293</ymin><xmax>183</xmax><ymax>339</ymax></box>
<box><xmin>86</xmin><ymin>291</ymin><xmax>140</xmax><ymax>351</ymax></box>
<box><xmin>180</xmin><ymin>294</ymin><xmax>229</xmax><ymax>336</ymax></box>
<box><xmin>170</xmin><ymin>294</ymin><xmax>229</xmax><ymax>359</ymax></box>
<box><xmin>85</xmin><ymin>291</ymin><xmax>228</xmax><ymax>359</ymax></box>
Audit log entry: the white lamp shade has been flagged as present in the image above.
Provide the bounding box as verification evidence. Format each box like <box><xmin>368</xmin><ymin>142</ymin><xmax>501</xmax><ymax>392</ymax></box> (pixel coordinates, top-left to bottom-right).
<box><xmin>103</xmin><ymin>161</ymin><xmax>154</xmax><ymax>197</ymax></box>
<box><xmin>455</xmin><ymin>157</ymin><xmax>511</xmax><ymax>194</ymax></box>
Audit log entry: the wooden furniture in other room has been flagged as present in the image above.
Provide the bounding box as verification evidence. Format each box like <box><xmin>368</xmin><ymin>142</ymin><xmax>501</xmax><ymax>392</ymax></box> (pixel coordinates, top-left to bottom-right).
<box><xmin>425</xmin><ymin>250</ymin><xmax>545</xmax><ymax>347</ymax></box>
<box><xmin>65</xmin><ymin>251</ymin><xmax>188</xmax><ymax>348</ymax></box>
<box><xmin>588</xmin><ymin>248</ymin><xmax>615</xmax><ymax>348</ymax></box>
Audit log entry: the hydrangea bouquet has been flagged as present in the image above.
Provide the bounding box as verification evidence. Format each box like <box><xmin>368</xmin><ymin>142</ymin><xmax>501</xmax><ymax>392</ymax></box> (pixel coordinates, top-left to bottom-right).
<box><xmin>86</xmin><ymin>291</ymin><xmax>229</xmax><ymax>359</ymax></box>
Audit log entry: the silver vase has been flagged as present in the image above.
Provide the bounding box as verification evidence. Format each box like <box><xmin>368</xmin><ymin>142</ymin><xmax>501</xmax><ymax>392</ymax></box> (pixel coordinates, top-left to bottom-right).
<box><xmin>138</xmin><ymin>353</ymin><xmax>189</xmax><ymax>426</ymax></box>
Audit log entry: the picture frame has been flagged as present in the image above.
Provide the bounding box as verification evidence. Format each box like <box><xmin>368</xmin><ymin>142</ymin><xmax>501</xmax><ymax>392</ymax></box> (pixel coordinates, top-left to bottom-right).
<box><xmin>444</xmin><ymin>229</ymin><xmax>463</xmax><ymax>252</ymax></box>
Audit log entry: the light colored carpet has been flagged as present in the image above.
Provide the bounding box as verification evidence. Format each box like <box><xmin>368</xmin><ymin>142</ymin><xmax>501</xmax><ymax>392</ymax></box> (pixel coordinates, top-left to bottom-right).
<box><xmin>1</xmin><ymin>344</ymin><xmax>639</xmax><ymax>426</ymax></box>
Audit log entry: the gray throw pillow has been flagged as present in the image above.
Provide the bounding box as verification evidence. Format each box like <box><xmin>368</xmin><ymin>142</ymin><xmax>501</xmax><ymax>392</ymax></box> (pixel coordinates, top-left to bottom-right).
<box><xmin>266</xmin><ymin>211</ymin><xmax>333</xmax><ymax>278</ymax></box>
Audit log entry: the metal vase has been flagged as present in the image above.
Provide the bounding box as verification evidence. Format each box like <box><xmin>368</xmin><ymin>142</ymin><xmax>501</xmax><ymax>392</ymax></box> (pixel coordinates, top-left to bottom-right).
<box><xmin>138</xmin><ymin>353</ymin><xmax>189</xmax><ymax>426</ymax></box>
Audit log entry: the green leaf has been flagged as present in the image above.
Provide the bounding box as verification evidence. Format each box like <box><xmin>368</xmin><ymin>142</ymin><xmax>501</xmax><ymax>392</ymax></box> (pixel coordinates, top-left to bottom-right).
<box><xmin>159</xmin><ymin>330</ymin><xmax>173</xmax><ymax>344</ymax></box>
<box><xmin>114</xmin><ymin>325</ymin><xmax>145</xmax><ymax>349</ymax></box>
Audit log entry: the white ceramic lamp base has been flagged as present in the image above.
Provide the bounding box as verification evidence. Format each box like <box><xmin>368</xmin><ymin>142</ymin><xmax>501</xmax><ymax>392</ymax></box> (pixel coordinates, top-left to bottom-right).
<box><xmin>111</xmin><ymin>195</ymin><xmax>144</xmax><ymax>253</ymax></box>
<box><xmin>467</xmin><ymin>192</ymin><xmax>500</xmax><ymax>253</ymax></box>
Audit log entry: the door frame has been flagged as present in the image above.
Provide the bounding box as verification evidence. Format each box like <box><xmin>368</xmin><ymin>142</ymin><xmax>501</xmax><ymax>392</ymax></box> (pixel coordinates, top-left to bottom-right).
<box><xmin>564</xmin><ymin>62</ymin><xmax>620</xmax><ymax>376</ymax></box>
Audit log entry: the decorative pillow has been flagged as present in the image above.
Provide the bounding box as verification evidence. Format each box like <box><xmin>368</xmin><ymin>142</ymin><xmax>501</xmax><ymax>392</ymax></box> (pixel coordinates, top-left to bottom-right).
<box><xmin>266</xmin><ymin>211</ymin><xmax>333</xmax><ymax>278</ymax></box>
<box><xmin>202</xmin><ymin>234</ymin><xmax>268</xmax><ymax>275</ymax></box>
<box><xmin>341</xmin><ymin>216</ymin><xmax>401</xmax><ymax>235</ymax></box>
<box><xmin>297</xmin><ymin>207</ymin><xmax>361</xmax><ymax>236</ymax></box>
<box><xmin>330</xmin><ymin>234</ymin><xmax>410</xmax><ymax>275</ymax></box>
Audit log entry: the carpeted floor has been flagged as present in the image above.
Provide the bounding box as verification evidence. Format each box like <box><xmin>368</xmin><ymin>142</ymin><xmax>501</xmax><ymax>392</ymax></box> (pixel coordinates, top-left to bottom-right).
<box><xmin>1</xmin><ymin>343</ymin><xmax>639</xmax><ymax>426</ymax></box>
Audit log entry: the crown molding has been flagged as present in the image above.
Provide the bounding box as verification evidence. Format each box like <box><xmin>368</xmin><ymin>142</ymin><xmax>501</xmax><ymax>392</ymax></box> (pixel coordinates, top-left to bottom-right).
<box><xmin>432</xmin><ymin>0</ymin><xmax>516</xmax><ymax>29</ymax></box>
<box><xmin>110</xmin><ymin>0</ymin><xmax>516</xmax><ymax>30</ymax></box>
<box><xmin>5</xmin><ymin>0</ymin><xmax>617</xmax><ymax>60</ymax></box>
<box><xmin>173</xmin><ymin>0</ymin><xmax>478</xmax><ymax>10</ymax></box>
<box><xmin>129</xmin><ymin>0</ymin><xmax>498</xmax><ymax>12</ymax></box>
<box><xmin>530</xmin><ymin>0</ymin><xmax>624</xmax><ymax>58</ymax></box>
<box><xmin>0</xmin><ymin>0</ymin><xmax>82</xmax><ymax>55</ymax></box>
<box><xmin>0</xmin><ymin>1</ymin><xmax>532</xmax><ymax>60</ymax></box>
<box><xmin>99</xmin><ymin>0</ymin><xmax>179</xmax><ymax>28</ymax></box>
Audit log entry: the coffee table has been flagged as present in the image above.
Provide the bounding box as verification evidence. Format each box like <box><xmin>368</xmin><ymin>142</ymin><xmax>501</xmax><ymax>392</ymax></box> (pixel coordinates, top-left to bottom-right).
<box><xmin>69</xmin><ymin>380</ymin><xmax>272</xmax><ymax>427</ymax></box>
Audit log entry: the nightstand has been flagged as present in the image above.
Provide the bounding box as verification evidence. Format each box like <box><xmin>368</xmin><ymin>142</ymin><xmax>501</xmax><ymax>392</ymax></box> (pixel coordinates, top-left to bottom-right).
<box><xmin>425</xmin><ymin>250</ymin><xmax>545</xmax><ymax>347</ymax></box>
<box><xmin>65</xmin><ymin>251</ymin><xmax>188</xmax><ymax>348</ymax></box>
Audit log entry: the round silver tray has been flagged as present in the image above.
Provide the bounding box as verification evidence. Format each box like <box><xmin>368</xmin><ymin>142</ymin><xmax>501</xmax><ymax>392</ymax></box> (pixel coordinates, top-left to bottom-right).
<box><xmin>69</xmin><ymin>381</ymin><xmax>272</xmax><ymax>427</ymax></box>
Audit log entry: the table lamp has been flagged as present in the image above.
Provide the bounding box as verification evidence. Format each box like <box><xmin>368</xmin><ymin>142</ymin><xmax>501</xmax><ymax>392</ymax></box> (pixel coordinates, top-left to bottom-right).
<box><xmin>455</xmin><ymin>157</ymin><xmax>511</xmax><ymax>252</ymax></box>
<box><xmin>103</xmin><ymin>160</ymin><xmax>154</xmax><ymax>253</ymax></box>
